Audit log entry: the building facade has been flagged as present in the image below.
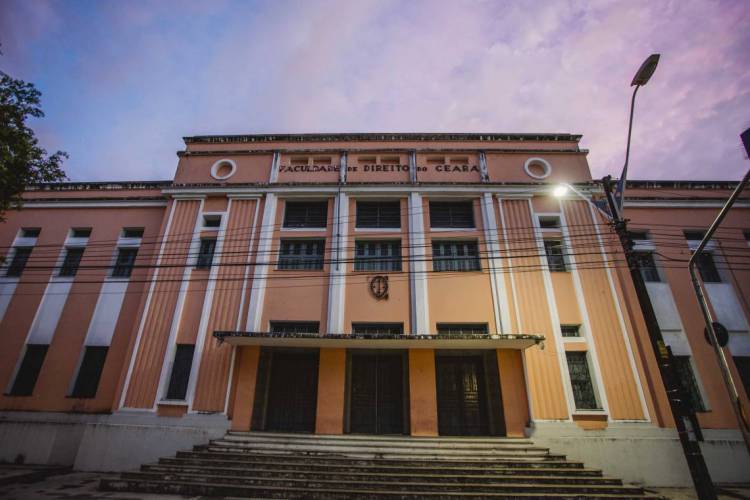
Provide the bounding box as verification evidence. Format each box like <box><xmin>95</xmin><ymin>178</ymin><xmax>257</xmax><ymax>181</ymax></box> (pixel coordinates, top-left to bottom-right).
<box><xmin>0</xmin><ymin>133</ymin><xmax>748</xmax><ymax>485</ymax></box>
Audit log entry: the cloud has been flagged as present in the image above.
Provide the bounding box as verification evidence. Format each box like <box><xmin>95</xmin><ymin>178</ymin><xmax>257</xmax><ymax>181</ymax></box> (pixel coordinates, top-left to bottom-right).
<box><xmin>1</xmin><ymin>0</ymin><xmax>748</xmax><ymax>181</ymax></box>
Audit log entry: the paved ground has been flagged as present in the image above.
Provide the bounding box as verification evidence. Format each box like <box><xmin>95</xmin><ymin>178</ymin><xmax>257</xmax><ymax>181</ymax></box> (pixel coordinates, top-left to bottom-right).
<box><xmin>0</xmin><ymin>466</ymin><xmax>748</xmax><ymax>499</ymax></box>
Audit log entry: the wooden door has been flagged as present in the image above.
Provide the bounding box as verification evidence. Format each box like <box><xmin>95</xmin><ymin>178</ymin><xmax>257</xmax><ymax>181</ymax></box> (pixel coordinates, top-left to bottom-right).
<box><xmin>350</xmin><ymin>353</ymin><xmax>406</xmax><ymax>434</ymax></box>
<box><xmin>264</xmin><ymin>350</ymin><xmax>319</xmax><ymax>432</ymax></box>
<box><xmin>436</xmin><ymin>355</ymin><xmax>489</xmax><ymax>436</ymax></box>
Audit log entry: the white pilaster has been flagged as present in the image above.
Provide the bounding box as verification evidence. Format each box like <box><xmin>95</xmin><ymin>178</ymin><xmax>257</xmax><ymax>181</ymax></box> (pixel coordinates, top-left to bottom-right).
<box><xmin>246</xmin><ymin>193</ymin><xmax>278</xmax><ymax>332</ymax></box>
<box><xmin>326</xmin><ymin>192</ymin><xmax>348</xmax><ymax>334</ymax></box>
<box><xmin>269</xmin><ymin>151</ymin><xmax>280</xmax><ymax>183</ymax></box>
<box><xmin>480</xmin><ymin>193</ymin><xmax>511</xmax><ymax>334</ymax></box>
<box><xmin>408</xmin><ymin>192</ymin><xmax>430</xmax><ymax>335</ymax></box>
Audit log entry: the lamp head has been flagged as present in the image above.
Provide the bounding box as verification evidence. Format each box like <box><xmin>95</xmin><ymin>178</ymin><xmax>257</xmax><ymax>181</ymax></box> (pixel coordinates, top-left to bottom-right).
<box><xmin>553</xmin><ymin>185</ymin><xmax>569</xmax><ymax>198</ymax></box>
<box><xmin>631</xmin><ymin>53</ymin><xmax>660</xmax><ymax>86</ymax></box>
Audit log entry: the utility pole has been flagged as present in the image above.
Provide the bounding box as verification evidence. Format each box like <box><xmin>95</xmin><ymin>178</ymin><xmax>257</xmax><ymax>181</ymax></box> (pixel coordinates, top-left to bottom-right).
<box><xmin>602</xmin><ymin>176</ymin><xmax>716</xmax><ymax>500</ymax></box>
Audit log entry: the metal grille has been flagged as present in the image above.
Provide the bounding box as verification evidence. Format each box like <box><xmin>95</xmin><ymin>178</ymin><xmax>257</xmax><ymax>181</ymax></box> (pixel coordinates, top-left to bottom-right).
<box><xmin>352</xmin><ymin>323</ymin><xmax>404</xmax><ymax>336</ymax></box>
<box><xmin>354</xmin><ymin>241</ymin><xmax>402</xmax><ymax>271</ymax></box>
<box><xmin>561</xmin><ymin>325</ymin><xmax>581</xmax><ymax>338</ymax></box>
<box><xmin>10</xmin><ymin>344</ymin><xmax>48</xmax><ymax>396</ymax></box>
<box><xmin>544</xmin><ymin>240</ymin><xmax>566</xmax><ymax>272</ymax></box>
<box><xmin>112</xmin><ymin>247</ymin><xmax>138</xmax><ymax>277</ymax></box>
<box><xmin>437</xmin><ymin>323</ymin><xmax>488</xmax><ymax>336</ymax></box>
<box><xmin>283</xmin><ymin>201</ymin><xmax>328</xmax><ymax>228</ymax></box>
<box><xmin>196</xmin><ymin>238</ymin><xmax>217</xmax><ymax>269</ymax></box>
<box><xmin>59</xmin><ymin>247</ymin><xmax>85</xmax><ymax>277</ymax></box>
<box><xmin>71</xmin><ymin>346</ymin><xmax>108</xmax><ymax>398</ymax></box>
<box><xmin>673</xmin><ymin>356</ymin><xmax>706</xmax><ymax>412</ymax></box>
<box><xmin>356</xmin><ymin>201</ymin><xmax>401</xmax><ymax>229</ymax></box>
<box><xmin>270</xmin><ymin>322</ymin><xmax>321</xmax><ymax>335</ymax></box>
<box><xmin>432</xmin><ymin>241</ymin><xmax>481</xmax><ymax>272</ymax></box>
<box><xmin>6</xmin><ymin>247</ymin><xmax>32</xmax><ymax>277</ymax></box>
<box><xmin>278</xmin><ymin>240</ymin><xmax>325</xmax><ymax>270</ymax></box>
<box><xmin>166</xmin><ymin>344</ymin><xmax>195</xmax><ymax>400</ymax></box>
<box><xmin>429</xmin><ymin>201</ymin><xmax>475</xmax><ymax>228</ymax></box>
<box><xmin>634</xmin><ymin>251</ymin><xmax>660</xmax><ymax>282</ymax></box>
<box><xmin>565</xmin><ymin>352</ymin><xmax>599</xmax><ymax>410</ymax></box>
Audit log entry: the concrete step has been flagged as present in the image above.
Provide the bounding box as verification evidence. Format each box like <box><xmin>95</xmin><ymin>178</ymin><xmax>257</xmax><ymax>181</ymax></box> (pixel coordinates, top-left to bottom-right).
<box><xmin>227</xmin><ymin>430</ymin><xmax>535</xmax><ymax>446</ymax></box>
<box><xmin>142</xmin><ymin>463</ymin><xmax>621</xmax><ymax>485</ymax></box>
<box><xmin>203</xmin><ymin>441</ymin><xmax>561</xmax><ymax>459</ymax></box>
<box><xmin>104</xmin><ymin>473</ymin><xmax>649</xmax><ymax>497</ymax></box>
<box><xmin>177</xmin><ymin>450</ymin><xmax>583</xmax><ymax>468</ymax></box>
<box><xmin>160</xmin><ymin>456</ymin><xmax>601</xmax><ymax>476</ymax></box>
<box><xmin>222</xmin><ymin>432</ymin><xmax>540</xmax><ymax>450</ymax></box>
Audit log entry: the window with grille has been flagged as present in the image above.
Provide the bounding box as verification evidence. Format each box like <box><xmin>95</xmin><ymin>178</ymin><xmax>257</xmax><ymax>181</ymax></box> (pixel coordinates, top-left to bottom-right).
<box><xmin>122</xmin><ymin>228</ymin><xmax>144</xmax><ymax>238</ymax></box>
<box><xmin>544</xmin><ymin>240</ymin><xmax>566</xmax><ymax>272</ymax></box>
<box><xmin>539</xmin><ymin>216</ymin><xmax>560</xmax><ymax>229</ymax></box>
<box><xmin>432</xmin><ymin>240</ymin><xmax>480</xmax><ymax>272</ymax></box>
<box><xmin>561</xmin><ymin>325</ymin><xmax>581</xmax><ymax>338</ymax></box>
<box><xmin>203</xmin><ymin>215</ymin><xmax>221</xmax><ymax>228</ymax></box>
<box><xmin>565</xmin><ymin>352</ymin><xmax>599</xmax><ymax>410</ymax></box>
<box><xmin>269</xmin><ymin>321</ymin><xmax>320</xmax><ymax>334</ymax></box>
<box><xmin>356</xmin><ymin>201</ymin><xmax>401</xmax><ymax>229</ymax></box>
<box><xmin>21</xmin><ymin>228</ymin><xmax>41</xmax><ymax>238</ymax></box>
<box><xmin>59</xmin><ymin>247</ymin><xmax>85</xmax><ymax>277</ymax></box>
<box><xmin>354</xmin><ymin>240</ymin><xmax>402</xmax><ymax>271</ymax></box>
<box><xmin>437</xmin><ymin>323</ymin><xmax>488</xmax><ymax>336</ymax></box>
<box><xmin>352</xmin><ymin>323</ymin><xmax>404</xmax><ymax>336</ymax></box>
<box><xmin>283</xmin><ymin>201</ymin><xmax>328</xmax><ymax>228</ymax></box>
<box><xmin>71</xmin><ymin>346</ymin><xmax>108</xmax><ymax>398</ymax></box>
<box><xmin>6</xmin><ymin>247</ymin><xmax>32</xmax><ymax>277</ymax></box>
<box><xmin>196</xmin><ymin>238</ymin><xmax>217</xmax><ymax>269</ymax></box>
<box><xmin>695</xmin><ymin>252</ymin><xmax>721</xmax><ymax>283</ymax></box>
<box><xmin>9</xmin><ymin>344</ymin><xmax>48</xmax><ymax>396</ymax></box>
<box><xmin>429</xmin><ymin>201</ymin><xmax>475</xmax><ymax>228</ymax></box>
<box><xmin>673</xmin><ymin>356</ymin><xmax>706</xmax><ymax>412</ymax></box>
<box><xmin>634</xmin><ymin>251</ymin><xmax>660</xmax><ymax>282</ymax></box>
<box><xmin>112</xmin><ymin>247</ymin><xmax>138</xmax><ymax>277</ymax></box>
<box><xmin>278</xmin><ymin>239</ymin><xmax>325</xmax><ymax>270</ymax></box>
<box><xmin>166</xmin><ymin>344</ymin><xmax>195</xmax><ymax>400</ymax></box>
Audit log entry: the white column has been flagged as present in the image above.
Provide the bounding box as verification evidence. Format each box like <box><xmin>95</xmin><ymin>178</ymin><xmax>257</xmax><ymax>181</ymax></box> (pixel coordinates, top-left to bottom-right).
<box><xmin>339</xmin><ymin>152</ymin><xmax>347</xmax><ymax>184</ymax></box>
<box><xmin>327</xmin><ymin>192</ymin><xmax>348</xmax><ymax>334</ymax></box>
<box><xmin>268</xmin><ymin>151</ymin><xmax>280</xmax><ymax>183</ymax></box>
<box><xmin>408</xmin><ymin>192</ymin><xmax>430</xmax><ymax>335</ymax></box>
<box><xmin>246</xmin><ymin>193</ymin><xmax>277</xmax><ymax>332</ymax></box>
<box><xmin>480</xmin><ymin>193</ymin><xmax>511</xmax><ymax>334</ymax></box>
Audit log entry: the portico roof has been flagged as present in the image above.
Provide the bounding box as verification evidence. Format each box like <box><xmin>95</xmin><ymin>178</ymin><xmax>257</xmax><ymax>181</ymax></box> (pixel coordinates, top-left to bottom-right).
<box><xmin>213</xmin><ymin>331</ymin><xmax>544</xmax><ymax>350</ymax></box>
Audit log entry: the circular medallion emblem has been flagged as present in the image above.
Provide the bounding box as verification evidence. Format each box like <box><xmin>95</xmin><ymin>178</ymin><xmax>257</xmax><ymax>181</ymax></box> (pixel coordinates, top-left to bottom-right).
<box><xmin>369</xmin><ymin>275</ymin><xmax>389</xmax><ymax>300</ymax></box>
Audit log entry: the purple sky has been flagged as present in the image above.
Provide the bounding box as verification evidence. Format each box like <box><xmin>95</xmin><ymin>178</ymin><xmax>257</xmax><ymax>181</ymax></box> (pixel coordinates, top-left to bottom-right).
<box><xmin>1</xmin><ymin>0</ymin><xmax>749</xmax><ymax>182</ymax></box>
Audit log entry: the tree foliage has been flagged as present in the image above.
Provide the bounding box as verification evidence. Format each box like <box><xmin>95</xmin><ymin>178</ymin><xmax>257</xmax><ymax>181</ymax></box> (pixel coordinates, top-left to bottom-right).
<box><xmin>0</xmin><ymin>71</ymin><xmax>67</xmax><ymax>220</ymax></box>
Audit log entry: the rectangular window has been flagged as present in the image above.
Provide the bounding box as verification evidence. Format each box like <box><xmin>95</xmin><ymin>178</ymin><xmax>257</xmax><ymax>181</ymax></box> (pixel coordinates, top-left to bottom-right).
<box><xmin>165</xmin><ymin>344</ymin><xmax>195</xmax><ymax>400</ymax></box>
<box><xmin>628</xmin><ymin>230</ymin><xmax>649</xmax><ymax>241</ymax></box>
<box><xmin>70</xmin><ymin>346</ymin><xmax>108</xmax><ymax>398</ymax></box>
<box><xmin>432</xmin><ymin>240</ymin><xmax>480</xmax><ymax>272</ymax></box>
<box><xmin>566</xmin><ymin>352</ymin><xmax>599</xmax><ymax>410</ymax></box>
<box><xmin>544</xmin><ymin>240</ymin><xmax>566</xmax><ymax>272</ymax></box>
<box><xmin>21</xmin><ymin>228</ymin><xmax>41</xmax><ymax>238</ymax></box>
<box><xmin>112</xmin><ymin>247</ymin><xmax>138</xmax><ymax>277</ymax></box>
<box><xmin>6</xmin><ymin>247</ymin><xmax>32</xmax><ymax>277</ymax></box>
<box><xmin>196</xmin><ymin>238</ymin><xmax>217</xmax><ymax>269</ymax></box>
<box><xmin>9</xmin><ymin>344</ymin><xmax>49</xmax><ymax>396</ymax></box>
<box><xmin>437</xmin><ymin>323</ymin><xmax>488</xmax><ymax>336</ymax></box>
<box><xmin>283</xmin><ymin>201</ymin><xmax>328</xmax><ymax>228</ymax></box>
<box><xmin>684</xmin><ymin>230</ymin><xmax>706</xmax><ymax>242</ymax></box>
<box><xmin>269</xmin><ymin>321</ymin><xmax>320</xmax><ymax>334</ymax></box>
<box><xmin>122</xmin><ymin>228</ymin><xmax>144</xmax><ymax>239</ymax></box>
<box><xmin>733</xmin><ymin>357</ymin><xmax>750</xmax><ymax>400</ymax></box>
<box><xmin>634</xmin><ymin>251</ymin><xmax>660</xmax><ymax>282</ymax></box>
<box><xmin>352</xmin><ymin>323</ymin><xmax>404</xmax><ymax>336</ymax></box>
<box><xmin>696</xmin><ymin>252</ymin><xmax>721</xmax><ymax>283</ymax></box>
<box><xmin>354</xmin><ymin>240</ymin><xmax>402</xmax><ymax>271</ymax></box>
<box><xmin>561</xmin><ymin>325</ymin><xmax>581</xmax><ymax>338</ymax></box>
<box><xmin>71</xmin><ymin>228</ymin><xmax>92</xmax><ymax>238</ymax></box>
<box><xmin>59</xmin><ymin>247</ymin><xmax>85</xmax><ymax>277</ymax></box>
<box><xmin>278</xmin><ymin>239</ymin><xmax>325</xmax><ymax>270</ymax></box>
<box><xmin>356</xmin><ymin>201</ymin><xmax>401</xmax><ymax>229</ymax></box>
<box><xmin>673</xmin><ymin>356</ymin><xmax>706</xmax><ymax>412</ymax></box>
<box><xmin>429</xmin><ymin>201</ymin><xmax>475</xmax><ymax>228</ymax></box>
<box><xmin>203</xmin><ymin>215</ymin><xmax>221</xmax><ymax>228</ymax></box>
<box><xmin>539</xmin><ymin>216</ymin><xmax>560</xmax><ymax>229</ymax></box>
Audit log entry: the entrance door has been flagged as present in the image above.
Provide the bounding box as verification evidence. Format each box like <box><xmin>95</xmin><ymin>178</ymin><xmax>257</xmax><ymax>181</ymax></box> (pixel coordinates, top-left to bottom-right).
<box><xmin>349</xmin><ymin>352</ymin><xmax>406</xmax><ymax>434</ymax></box>
<box><xmin>436</xmin><ymin>355</ymin><xmax>489</xmax><ymax>436</ymax></box>
<box><xmin>264</xmin><ymin>350</ymin><xmax>319</xmax><ymax>432</ymax></box>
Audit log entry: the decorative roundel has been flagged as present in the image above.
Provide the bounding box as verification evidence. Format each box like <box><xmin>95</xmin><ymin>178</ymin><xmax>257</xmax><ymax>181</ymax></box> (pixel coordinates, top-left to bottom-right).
<box><xmin>210</xmin><ymin>159</ymin><xmax>237</xmax><ymax>180</ymax></box>
<box><xmin>523</xmin><ymin>157</ymin><xmax>552</xmax><ymax>180</ymax></box>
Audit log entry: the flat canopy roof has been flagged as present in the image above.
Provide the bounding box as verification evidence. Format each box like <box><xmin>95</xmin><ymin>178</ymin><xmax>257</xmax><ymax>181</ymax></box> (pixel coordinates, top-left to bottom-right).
<box><xmin>213</xmin><ymin>331</ymin><xmax>544</xmax><ymax>350</ymax></box>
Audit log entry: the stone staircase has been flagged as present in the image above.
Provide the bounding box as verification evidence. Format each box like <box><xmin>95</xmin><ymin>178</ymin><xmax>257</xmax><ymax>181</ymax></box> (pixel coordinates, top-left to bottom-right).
<box><xmin>100</xmin><ymin>432</ymin><xmax>660</xmax><ymax>498</ymax></box>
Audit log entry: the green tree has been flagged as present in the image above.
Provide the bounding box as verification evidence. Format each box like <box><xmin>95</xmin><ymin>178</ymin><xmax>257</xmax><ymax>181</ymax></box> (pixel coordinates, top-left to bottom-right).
<box><xmin>0</xmin><ymin>70</ymin><xmax>67</xmax><ymax>221</ymax></box>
